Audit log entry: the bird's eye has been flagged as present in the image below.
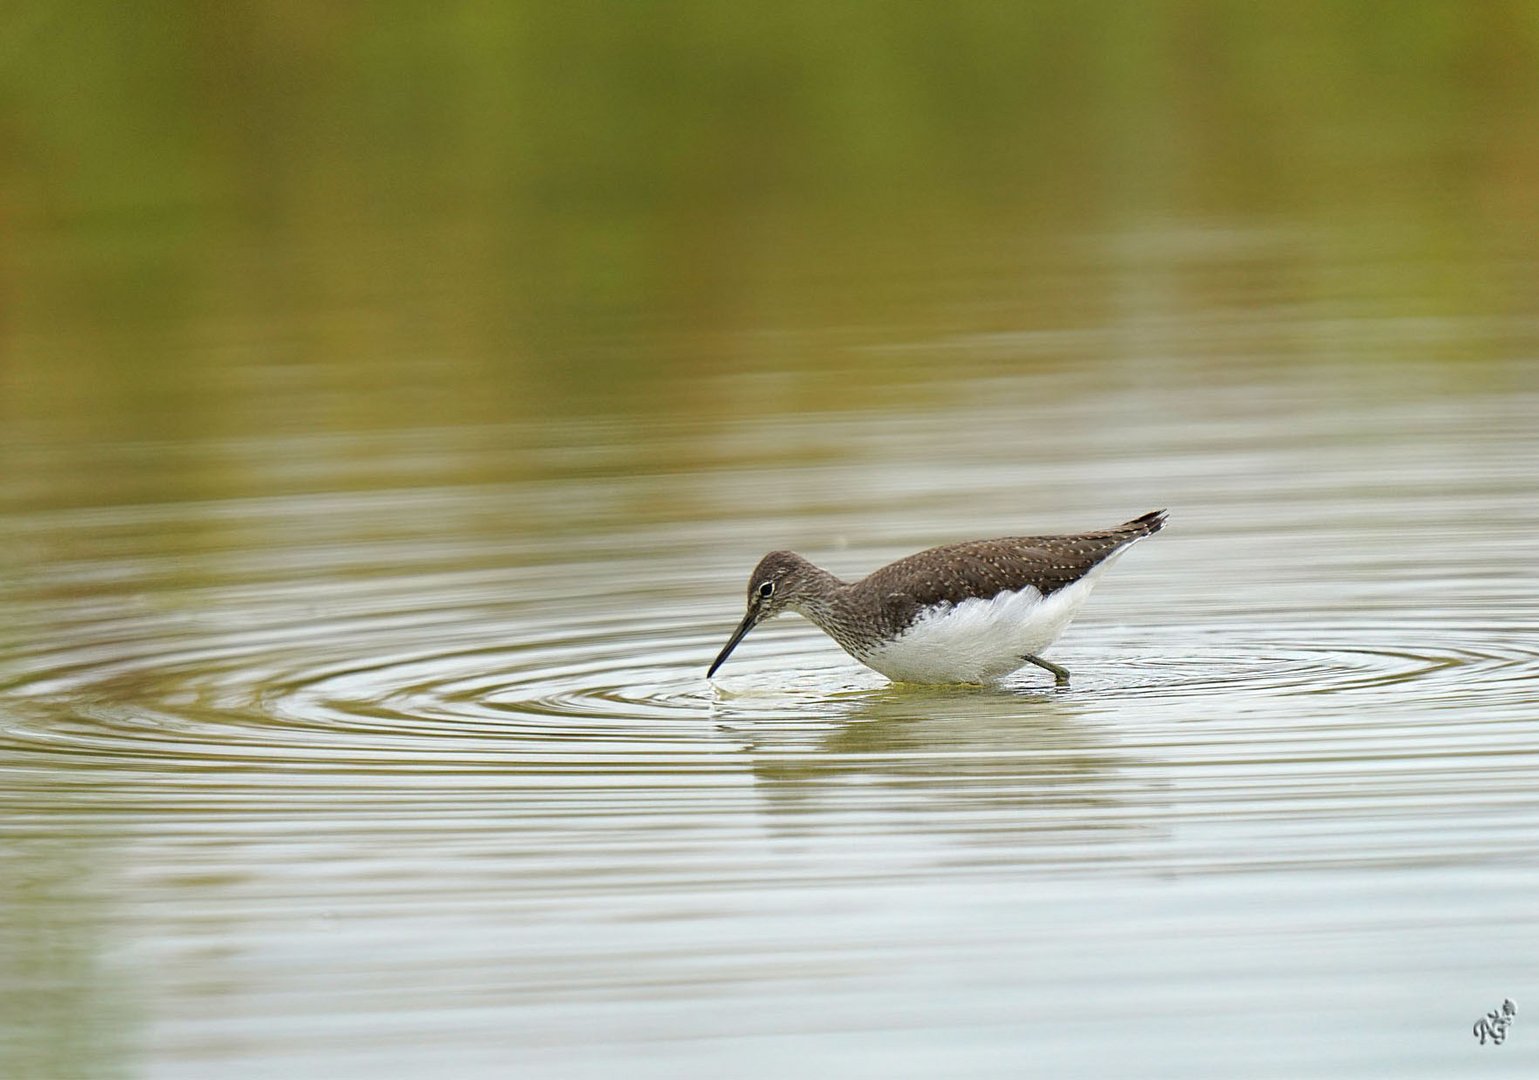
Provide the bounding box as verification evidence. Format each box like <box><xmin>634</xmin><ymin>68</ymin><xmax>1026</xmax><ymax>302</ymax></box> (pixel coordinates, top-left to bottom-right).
<box><xmin>757</xmin><ymin>581</ymin><xmax>775</xmax><ymax>600</ymax></box>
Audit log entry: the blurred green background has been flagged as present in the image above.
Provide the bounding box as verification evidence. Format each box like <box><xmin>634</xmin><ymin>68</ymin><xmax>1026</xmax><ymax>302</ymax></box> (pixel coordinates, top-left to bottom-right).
<box><xmin>4</xmin><ymin>1</ymin><xmax>1537</xmax><ymax>458</ymax></box>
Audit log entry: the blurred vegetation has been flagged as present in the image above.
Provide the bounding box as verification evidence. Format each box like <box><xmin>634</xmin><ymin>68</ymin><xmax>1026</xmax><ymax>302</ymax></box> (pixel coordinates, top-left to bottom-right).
<box><xmin>2</xmin><ymin>0</ymin><xmax>1538</xmax><ymax>441</ymax></box>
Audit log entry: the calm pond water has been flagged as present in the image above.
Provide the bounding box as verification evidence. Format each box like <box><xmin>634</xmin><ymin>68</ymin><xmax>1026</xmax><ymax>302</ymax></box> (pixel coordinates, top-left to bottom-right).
<box><xmin>5</xmin><ymin>8</ymin><xmax>1539</xmax><ymax>1079</ymax></box>
<box><xmin>6</xmin><ymin>305</ymin><xmax>1538</xmax><ymax>1078</ymax></box>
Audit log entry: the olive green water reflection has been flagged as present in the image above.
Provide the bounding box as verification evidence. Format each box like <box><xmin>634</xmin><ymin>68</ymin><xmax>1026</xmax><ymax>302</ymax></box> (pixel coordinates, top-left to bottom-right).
<box><xmin>4</xmin><ymin>5</ymin><xmax>1539</xmax><ymax>1079</ymax></box>
<box><xmin>6</xmin><ymin>2</ymin><xmax>1539</xmax><ymax>446</ymax></box>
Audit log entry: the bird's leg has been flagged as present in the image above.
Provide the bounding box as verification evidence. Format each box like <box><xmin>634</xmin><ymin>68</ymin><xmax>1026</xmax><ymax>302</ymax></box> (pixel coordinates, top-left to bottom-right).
<box><xmin>1021</xmin><ymin>653</ymin><xmax>1070</xmax><ymax>687</ymax></box>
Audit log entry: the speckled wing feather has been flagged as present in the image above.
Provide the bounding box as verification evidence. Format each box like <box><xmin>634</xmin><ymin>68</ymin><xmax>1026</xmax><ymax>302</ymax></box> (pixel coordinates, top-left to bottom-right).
<box><xmin>854</xmin><ymin>510</ymin><xmax>1166</xmax><ymax>639</ymax></box>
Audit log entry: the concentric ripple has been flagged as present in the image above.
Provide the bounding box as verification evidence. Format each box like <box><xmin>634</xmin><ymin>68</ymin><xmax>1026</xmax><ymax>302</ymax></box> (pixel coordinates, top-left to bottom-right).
<box><xmin>4</xmin><ymin>552</ymin><xmax>1537</xmax><ymax>785</ymax></box>
<box><xmin>1084</xmin><ymin>618</ymin><xmax>1539</xmax><ymax>701</ymax></box>
<box><xmin>2</xmin><ymin>392</ymin><xmax>1537</xmax><ymax>827</ymax></box>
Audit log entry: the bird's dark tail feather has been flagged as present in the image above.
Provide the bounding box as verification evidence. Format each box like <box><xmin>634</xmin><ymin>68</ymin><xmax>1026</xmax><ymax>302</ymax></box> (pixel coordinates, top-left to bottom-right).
<box><xmin>1122</xmin><ymin>509</ymin><xmax>1168</xmax><ymax>535</ymax></box>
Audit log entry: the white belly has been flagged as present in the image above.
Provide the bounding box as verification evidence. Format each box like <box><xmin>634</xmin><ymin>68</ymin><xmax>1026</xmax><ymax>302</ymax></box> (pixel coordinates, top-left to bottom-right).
<box><xmin>854</xmin><ymin>568</ymin><xmax>1108</xmax><ymax>684</ymax></box>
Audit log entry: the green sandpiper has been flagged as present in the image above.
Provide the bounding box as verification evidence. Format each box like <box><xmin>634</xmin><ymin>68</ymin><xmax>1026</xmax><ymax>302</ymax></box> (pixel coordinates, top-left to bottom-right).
<box><xmin>708</xmin><ymin>510</ymin><xmax>1166</xmax><ymax>685</ymax></box>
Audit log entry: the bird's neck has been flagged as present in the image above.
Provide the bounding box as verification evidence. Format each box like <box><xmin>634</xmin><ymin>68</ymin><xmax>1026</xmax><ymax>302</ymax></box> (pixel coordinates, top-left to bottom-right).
<box><xmin>787</xmin><ymin>564</ymin><xmax>856</xmax><ymax>640</ymax></box>
<box><xmin>785</xmin><ymin>561</ymin><xmax>843</xmax><ymax>607</ymax></box>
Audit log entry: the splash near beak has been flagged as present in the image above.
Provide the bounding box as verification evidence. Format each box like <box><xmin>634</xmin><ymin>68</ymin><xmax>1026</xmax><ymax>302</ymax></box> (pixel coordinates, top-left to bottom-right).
<box><xmin>707</xmin><ymin>609</ymin><xmax>760</xmax><ymax>678</ymax></box>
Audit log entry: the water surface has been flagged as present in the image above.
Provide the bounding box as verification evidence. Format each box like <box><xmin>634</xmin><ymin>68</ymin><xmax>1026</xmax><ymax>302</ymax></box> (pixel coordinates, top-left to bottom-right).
<box><xmin>5</xmin><ymin>332</ymin><xmax>1538</xmax><ymax>1077</ymax></box>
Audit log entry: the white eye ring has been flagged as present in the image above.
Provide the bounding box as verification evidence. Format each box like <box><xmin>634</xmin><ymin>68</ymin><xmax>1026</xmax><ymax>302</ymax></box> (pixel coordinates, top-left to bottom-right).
<box><xmin>757</xmin><ymin>581</ymin><xmax>775</xmax><ymax>600</ymax></box>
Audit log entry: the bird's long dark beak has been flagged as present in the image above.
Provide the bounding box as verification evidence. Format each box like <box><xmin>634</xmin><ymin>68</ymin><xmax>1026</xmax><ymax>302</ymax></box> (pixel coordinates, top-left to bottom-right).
<box><xmin>707</xmin><ymin>608</ymin><xmax>760</xmax><ymax>678</ymax></box>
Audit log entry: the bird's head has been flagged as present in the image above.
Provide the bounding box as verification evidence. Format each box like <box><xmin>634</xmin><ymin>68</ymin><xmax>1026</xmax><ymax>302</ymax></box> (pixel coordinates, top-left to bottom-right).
<box><xmin>706</xmin><ymin>551</ymin><xmax>824</xmax><ymax>677</ymax></box>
